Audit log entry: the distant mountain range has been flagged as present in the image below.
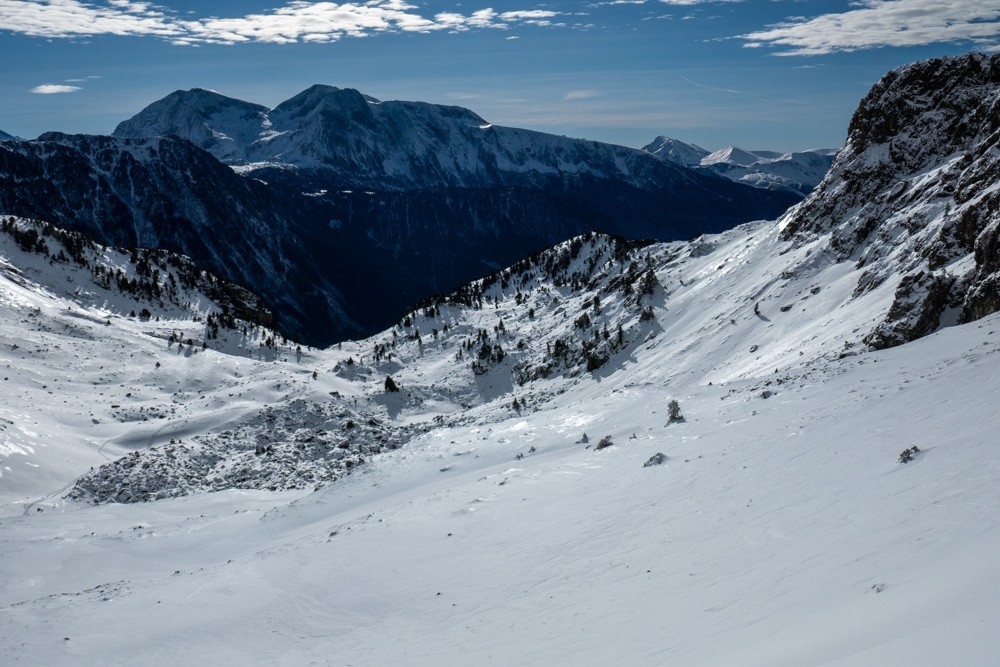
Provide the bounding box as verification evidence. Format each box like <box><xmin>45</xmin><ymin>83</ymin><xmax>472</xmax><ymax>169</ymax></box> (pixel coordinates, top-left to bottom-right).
<box><xmin>0</xmin><ymin>129</ymin><xmax>15</xmax><ymax>141</ymax></box>
<box><xmin>0</xmin><ymin>87</ymin><xmax>797</xmax><ymax>345</ymax></box>
<box><xmin>643</xmin><ymin>136</ymin><xmax>837</xmax><ymax>197</ymax></box>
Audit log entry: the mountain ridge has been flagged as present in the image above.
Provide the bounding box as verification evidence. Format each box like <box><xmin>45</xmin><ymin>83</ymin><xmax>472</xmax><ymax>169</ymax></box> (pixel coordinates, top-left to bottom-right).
<box><xmin>644</xmin><ymin>136</ymin><xmax>837</xmax><ymax>196</ymax></box>
<box><xmin>1</xmin><ymin>88</ymin><xmax>799</xmax><ymax>346</ymax></box>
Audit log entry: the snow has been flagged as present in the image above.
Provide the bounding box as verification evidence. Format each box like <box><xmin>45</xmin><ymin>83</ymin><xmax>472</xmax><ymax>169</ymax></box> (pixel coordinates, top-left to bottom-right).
<box><xmin>644</xmin><ymin>139</ymin><xmax>838</xmax><ymax>197</ymax></box>
<box><xmin>1</xmin><ymin>205</ymin><xmax>999</xmax><ymax>664</ymax></box>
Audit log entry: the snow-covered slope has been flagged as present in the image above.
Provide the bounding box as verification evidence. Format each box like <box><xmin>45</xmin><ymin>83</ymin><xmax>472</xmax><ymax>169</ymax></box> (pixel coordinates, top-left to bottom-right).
<box><xmin>641</xmin><ymin>135</ymin><xmax>709</xmax><ymax>167</ymax></box>
<box><xmin>0</xmin><ymin>132</ymin><xmax>363</xmax><ymax>343</ymax></box>
<box><xmin>645</xmin><ymin>138</ymin><xmax>836</xmax><ymax>197</ymax></box>
<box><xmin>2</xmin><ymin>213</ymin><xmax>1000</xmax><ymax>665</ymax></box>
<box><xmin>0</xmin><ymin>129</ymin><xmax>14</xmax><ymax>141</ymax></box>
<box><xmin>3</xmin><ymin>53</ymin><xmax>1000</xmax><ymax>665</ymax></box>
<box><xmin>113</xmin><ymin>88</ymin><xmax>269</xmax><ymax>164</ymax></box>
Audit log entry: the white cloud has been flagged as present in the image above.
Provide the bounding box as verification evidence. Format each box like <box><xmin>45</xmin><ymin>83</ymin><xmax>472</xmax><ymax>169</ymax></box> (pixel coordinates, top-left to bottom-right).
<box><xmin>741</xmin><ymin>0</ymin><xmax>1000</xmax><ymax>56</ymax></box>
<box><xmin>0</xmin><ymin>1</ymin><xmax>561</xmax><ymax>44</ymax></box>
<box><xmin>658</xmin><ymin>0</ymin><xmax>742</xmax><ymax>5</ymax></box>
<box><xmin>31</xmin><ymin>84</ymin><xmax>82</xmax><ymax>94</ymax></box>
<box><xmin>564</xmin><ymin>89</ymin><xmax>602</xmax><ymax>100</ymax></box>
<box><xmin>0</xmin><ymin>0</ymin><xmax>182</xmax><ymax>39</ymax></box>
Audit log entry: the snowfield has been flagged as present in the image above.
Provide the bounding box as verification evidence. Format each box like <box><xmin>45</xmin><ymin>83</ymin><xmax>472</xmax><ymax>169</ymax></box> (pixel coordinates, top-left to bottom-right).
<box><xmin>1</xmin><ymin>206</ymin><xmax>999</xmax><ymax>665</ymax></box>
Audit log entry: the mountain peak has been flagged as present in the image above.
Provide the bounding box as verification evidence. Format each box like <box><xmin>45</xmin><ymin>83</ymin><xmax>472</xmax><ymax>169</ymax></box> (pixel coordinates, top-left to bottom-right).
<box><xmin>642</xmin><ymin>136</ymin><xmax>709</xmax><ymax>167</ymax></box>
<box><xmin>701</xmin><ymin>146</ymin><xmax>762</xmax><ymax>167</ymax></box>
<box><xmin>113</xmin><ymin>87</ymin><xmax>269</xmax><ymax>162</ymax></box>
<box><xmin>273</xmin><ymin>85</ymin><xmax>375</xmax><ymax>115</ymax></box>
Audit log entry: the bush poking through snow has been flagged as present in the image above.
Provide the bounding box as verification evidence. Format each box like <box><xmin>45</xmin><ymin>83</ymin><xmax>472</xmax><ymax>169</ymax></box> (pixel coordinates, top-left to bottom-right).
<box><xmin>667</xmin><ymin>399</ymin><xmax>683</xmax><ymax>423</ymax></box>
<box><xmin>899</xmin><ymin>445</ymin><xmax>921</xmax><ymax>463</ymax></box>
<box><xmin>595</xmin><ymin>435</ymin><xmax>614</xmax><ymax>450</ymax></box>
<box><xmin>643</xmin><ymin>453</ymin><xmax>667</xmax><ymax>467</ymax></box>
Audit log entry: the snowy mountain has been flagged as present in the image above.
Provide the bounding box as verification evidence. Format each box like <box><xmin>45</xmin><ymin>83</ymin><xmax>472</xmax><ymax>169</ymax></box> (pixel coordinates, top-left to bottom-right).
<box><xmin>700</xmin><ymin>147</ymin><xmax>836</xmax><ymax>196</ymax></box>
<box><xmin>0</xmin><ymin>129</ymin><xmax>14</xmax><ymax>141</ymax></box>
<box><xmin>113</xmin><ymin>85</ymin><xmax>798</xmax><ymax>227</ymax></box>
<box><xmin>638</xmin><ymin>135</ymin><xmax>709</xmax><ymax>167</ymax></box>
<box><xmin>3</xmin><ymin>53</ymin><xmax>1000</xmax><ymax>664</ymax></box>
<box><xmin>117</xmin><ymin>86</ymin><xmax>723</xmax><ymax>192</ymax></box>
<box><xmin>113</xmin><ymin>88</ymin><xmax>269</xmax><ymax>164</ymax></box>
<box><xmin>0</xmin><ymin>90</ymin><xmax>798</xmax><ymax>346</ymax></box>
<box><xmin>645</xmin><ymin>137</ymin><xmax>837</xmax><ymax>196</ymax></box>
<box><xmin>0</xmin><ymin>132</ymin><xmax>349</xmax><ymax>342</ymax></box>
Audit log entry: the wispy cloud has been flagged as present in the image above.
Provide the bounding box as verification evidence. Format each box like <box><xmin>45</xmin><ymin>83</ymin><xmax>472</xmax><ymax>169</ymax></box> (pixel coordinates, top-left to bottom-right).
<box><xmin>0</xmin><ymin>1</ymin><xmax>560</xmax><ymax>44</ymax></box>
<box><xmin>658</xmin><ymin>0</ymin><xmax>742</xmax><ymax>5</ymax></box>
<box><xmin>680</xmin><ymin>74</ymin><xmax>805</xmax><ymax>105</ymax></box>
<box><xmin>31</xmin><ymin>84</ymin><xmax>82</xmax><ymax>94</ymax></box>
<box><xmin>741</xmin><ymin>0</ymin><xmax>1000</xmax><ymax>56</ymax></box>
<box><xmin>564</xmin><ymin>90</ymin><xmax>603</xmax><ymax>100</ymax></box>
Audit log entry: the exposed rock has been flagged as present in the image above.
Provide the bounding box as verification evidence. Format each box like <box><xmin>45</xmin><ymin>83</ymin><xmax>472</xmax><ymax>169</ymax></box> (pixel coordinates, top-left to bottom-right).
<box><xmin>643</xmin><ymin>453</ymin><xmax>668</xmax><ymax>467</ymax></box>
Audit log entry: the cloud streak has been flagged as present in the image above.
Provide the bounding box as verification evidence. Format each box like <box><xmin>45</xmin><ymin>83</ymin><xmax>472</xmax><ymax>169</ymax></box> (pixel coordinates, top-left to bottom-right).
<box><xmin>0</xmin><ymin>1</ymin><xmax>559</xmax><ymax>44</ymax></box>
<box><xmin>658</xmin><ymin>0</ymin><xmax>742</xmax><ymax>5</ymax></box>
<box><xmin>31</xmin><ymin>84</ymin><xmax>82</xmax><ymax>94</ymax></box>
<box><xmin>741</xmin><ymin>0</ymin><xmax>1000</xmax><ymax>56</ymax></box>
<box><xmin>564</xmin><ymin>89</ymin><xmax>602</xmax><ymax>100</ymax></box>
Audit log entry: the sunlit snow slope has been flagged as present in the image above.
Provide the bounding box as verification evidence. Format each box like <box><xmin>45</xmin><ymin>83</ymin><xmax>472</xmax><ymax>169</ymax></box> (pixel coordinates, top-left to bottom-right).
<box><xmin>2</xmin><ymin>53</ymin><xmax>1000</xmax><ymax>665</ymax></box>
<box><xmin>2</xmin><ymin>217</ymin><xmax>999</xmax><ymax>665</ymax></box>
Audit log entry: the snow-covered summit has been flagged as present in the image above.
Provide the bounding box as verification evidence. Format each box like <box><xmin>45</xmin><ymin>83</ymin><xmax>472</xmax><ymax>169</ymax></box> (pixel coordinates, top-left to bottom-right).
<box><xmin>700</xmin><ymin>145</ymin><xmax>763</xmax><ymax>167</ymax></box>
<box><xmin>115</xmin><ymin>86</ymin><xmax>732</xmax><ymax>192</ymax></box>
<box><xmin>641</xmin><ymin>135</ymin><xmax>709</xmax><ymax>167</ymax></box>
<box><xmin>646</xmin><ymin>139</ymin><xmax>837</xmax><ymax>197</ymax></box>
<box><xmin>0</xmin><ymin>129</ymin><xmax>14</xmax><ymax>141</ymax></box>
<box><xmin>113</xmin><ymin>88</ymin><xmax>269</xmax><ymax>164</ymax></box>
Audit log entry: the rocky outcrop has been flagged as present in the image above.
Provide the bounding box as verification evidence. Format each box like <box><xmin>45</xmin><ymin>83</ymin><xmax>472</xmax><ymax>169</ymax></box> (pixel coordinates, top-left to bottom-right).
<box><xmin>779</xmin><ymin>52</ymin><xmax>1000</xmax><ymax>348</ymax></box>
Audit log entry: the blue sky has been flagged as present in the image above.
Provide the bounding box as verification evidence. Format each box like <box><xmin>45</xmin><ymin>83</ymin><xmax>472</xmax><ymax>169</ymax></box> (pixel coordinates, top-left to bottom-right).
<box><xmin>2</xmin><ymin>1</ymin><xmax>999</xmax><ymax>151</ymax></box>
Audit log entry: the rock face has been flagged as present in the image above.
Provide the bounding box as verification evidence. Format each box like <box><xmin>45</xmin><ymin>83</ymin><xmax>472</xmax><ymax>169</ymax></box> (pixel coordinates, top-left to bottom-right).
<box><xmin>779</xmin><ymin>52</ymin><xmax>1000</xmax><ymax>348</ymax></box>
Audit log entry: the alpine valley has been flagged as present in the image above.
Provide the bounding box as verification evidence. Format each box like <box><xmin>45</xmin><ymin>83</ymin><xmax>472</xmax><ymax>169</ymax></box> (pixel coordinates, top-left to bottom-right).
<box><xmin>2</xmin><ymin>53</ymin><xmax>1000</xmax><ymax>665</ymax></box>
<box><xmin>0</xmin><ymin>86</ymin><xmax>797</xmax><ymax>347</ymax></box>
